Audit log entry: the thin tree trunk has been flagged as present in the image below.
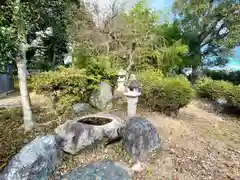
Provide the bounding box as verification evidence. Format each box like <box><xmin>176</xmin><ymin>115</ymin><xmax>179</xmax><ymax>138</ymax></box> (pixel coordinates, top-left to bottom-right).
<box><xmin>191</xmin><ymin>63</ymin><xmax>201</xmax><ymax>84</ymax></box>
<box><xmin>190</xmin><ymin>66</ymin><xmax>198</xmax><ymax>84</ymax></box>
<box><xmin>15</xmin><ymin>0</ymin><xmax>34</xmax><ymax>131</ymax></box>
<box><xmin>126</xmin><ymin>45</ymin><xmax>135</xmax><ymax>81</ymax></box>
<box><xmin>190</xmin><ymin>46</ymin><xmax>202</xmax><ymax>84</ymax></box>
<box><xmin>16</xmin><ymin>55</ymin><xmax>34</xmax><ymax>131</ymax></box>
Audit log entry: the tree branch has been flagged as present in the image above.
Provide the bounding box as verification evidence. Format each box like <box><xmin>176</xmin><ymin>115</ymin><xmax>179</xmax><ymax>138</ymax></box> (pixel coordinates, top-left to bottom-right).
<box><xmin>102</xmin><ymin>13</ymin><xmax>118</xmax><ymax>33</ymax></box>
<box><xmin>201</xmin><ymin>21</ymin><xmax>227</xmax><ymax>48</ymax></box>
<box><xmin>200</xmin><ymin>16</ymin><xmax>223</xmax><ymax>42</ymax></box>
<box><xmin>26</xmin><ymin>44</ymin><xmax>46</xmax><ymax>50</ymax></box>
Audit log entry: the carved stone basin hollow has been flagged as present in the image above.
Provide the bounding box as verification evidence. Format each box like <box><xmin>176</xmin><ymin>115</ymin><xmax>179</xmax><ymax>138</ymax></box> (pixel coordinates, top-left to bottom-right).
<box><xmin>77</xmin><ymin>117</ymin><xmax>112</xmax><ymax>126</ymax></box>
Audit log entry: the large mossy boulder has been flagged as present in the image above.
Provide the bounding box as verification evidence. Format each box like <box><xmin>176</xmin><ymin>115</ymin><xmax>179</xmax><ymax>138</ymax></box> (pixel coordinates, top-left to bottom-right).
<box><xmin>0</xmin><ymin>135</ymin><xmax>62</xmax><ymax>180</ymax></box>
<box><xmin>60</xmin><ymin>161</ymin><xmax>131</xmax><ymax>180</ymax></box>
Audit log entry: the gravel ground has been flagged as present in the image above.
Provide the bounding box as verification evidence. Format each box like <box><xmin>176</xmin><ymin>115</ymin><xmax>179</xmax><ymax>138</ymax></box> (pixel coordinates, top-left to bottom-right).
<box><xmin>1</xmin><ymin>93</ymin><xmax>239</xmax><ymax>180</ymax></box>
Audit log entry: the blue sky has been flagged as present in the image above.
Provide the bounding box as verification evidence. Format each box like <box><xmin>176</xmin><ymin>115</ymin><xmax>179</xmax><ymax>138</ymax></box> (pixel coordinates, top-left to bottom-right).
<box><xmin>228</xmin><ymin>47</ymin><xmax>240</xmax><ymax>70</ymax></box>
<box><xmin>149</xmin><ymin>0</ymin><xmax>173</xmax><ymax>11</ymax></box>
<box><xmin>148</xmin><ymin>0</ymin><xmax>174</xmax><ymax>21</ymax></box>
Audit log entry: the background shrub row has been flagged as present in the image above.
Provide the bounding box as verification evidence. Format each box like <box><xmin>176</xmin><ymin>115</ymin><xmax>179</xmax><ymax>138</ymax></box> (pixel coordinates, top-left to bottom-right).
<box><xmin>195</xmin><ymin>77</ymin><xmax>240</xmax><ymax>107</ymax></box>
<box><xmin>30</xmin><ymin>66</ymin><xmax>240</xmax><ymax>115</ymax></box>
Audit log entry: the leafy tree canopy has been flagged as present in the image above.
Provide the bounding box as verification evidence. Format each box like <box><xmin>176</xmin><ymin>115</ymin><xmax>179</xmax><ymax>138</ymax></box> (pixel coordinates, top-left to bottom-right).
<box><xmin>173</xmin><ymin>0</ymin><xmax>240</xmax><ymax>69</ymax></box>
<box><xmin>0</xmin><ymin>0</ymin><xmax>77</xmax><ymax>71</ymax></box>
<box><xmin>71</xmin><ymin>0</ymin><xmax>188</xmax><ymax>75</ymax></box>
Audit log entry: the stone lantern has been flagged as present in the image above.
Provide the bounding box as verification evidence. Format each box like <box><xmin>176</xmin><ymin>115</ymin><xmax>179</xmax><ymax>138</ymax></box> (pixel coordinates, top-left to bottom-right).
<box><xmin>124</xmin><ymin>74</ymin><xmax>141</xmax><ymax>118</ymax></box>
<box><xmin>115</xmin><ymin>69</ymin><xmax>127</xmax><ymax>94</ymax></box>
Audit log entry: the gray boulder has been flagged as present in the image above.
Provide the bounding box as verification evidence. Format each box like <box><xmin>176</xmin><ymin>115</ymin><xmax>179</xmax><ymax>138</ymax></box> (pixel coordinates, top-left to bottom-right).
<box><xmin>90</xmin><ymin>82</ymin><xmax>113</xmax><ymax>111</ymax></box>
<box><xmin>0</xmin><ymin>135</ymin><xmax>62</xmax><ymax>180</ymax></box>
<box><xmin>60</xmin><ymin>161</ymin><xmax>131</xmax><ymax>180</ymax></box>
<box><xmin>119</xmin><ymin>117</ymin><xmax>162</xmax><ymax>163</ymax></box>
<box><xmin>55</xmin><ymin>114</ymin><xmax>122</xmax><ymax>155</ymax></box>
<box><xmin>72</xmin><ymin>103</ymin><xmax>93</xmax><ymax>115</ymax></box>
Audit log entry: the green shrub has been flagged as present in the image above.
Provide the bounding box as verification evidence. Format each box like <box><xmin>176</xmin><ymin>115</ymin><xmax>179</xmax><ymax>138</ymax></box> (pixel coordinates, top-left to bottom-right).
<box><xmin>195</xmin><ymin>77</ymin><xmax>239</xmax><ymax>107</ymax></box>
<box><xmin>234</xmin><ymin>85</ymin><xmax>240</xmax><ymax>104</ymax></box>
<box><xmin>139</xmin><ymin>69</ymin><xmax>194</xmax><ymax>114</ymax></box>
<box><xmin>73</xmin><ymin>53</ymin><xmax>117</xmax><ymax>87</ymax></box>
<box><xmin>30</xmin><ymin>67</ymin><xmax>97</xmax><ymax>112</ymax></box>
<box><xmin>204</xmin><ymin>69</ymin><xmax>240</xmax><ymax>85</ymax></box>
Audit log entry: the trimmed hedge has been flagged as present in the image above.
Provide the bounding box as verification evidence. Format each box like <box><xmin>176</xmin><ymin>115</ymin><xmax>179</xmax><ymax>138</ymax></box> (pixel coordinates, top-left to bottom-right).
<box><xmin>195</xmin><ymin>77</ymin><xmax>240</xmax><ymax>107</ymax></box>
<box><xmin>139</xmin><ymin>69</ymin><xmax>194</xmax><ymax>114</ymax></box>
<box><xmin>30</xmin><ymin>67</ymin><xmax>98</xmax><ymax>112</ymax></box>
<box><xmin>204</xmin><ymin>70</ymin><xmax>240</xmax><ymax>85</ymax></box>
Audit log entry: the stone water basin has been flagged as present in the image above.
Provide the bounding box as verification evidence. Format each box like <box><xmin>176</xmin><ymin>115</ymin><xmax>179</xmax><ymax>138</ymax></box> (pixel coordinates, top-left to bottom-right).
<box><xmin>55</xmin><ymin>114</ymin><xmax>122</xmax><ymax>154</ymax></box>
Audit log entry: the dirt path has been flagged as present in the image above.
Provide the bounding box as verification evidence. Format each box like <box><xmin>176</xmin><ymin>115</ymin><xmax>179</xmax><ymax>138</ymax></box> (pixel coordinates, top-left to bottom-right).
<box><xmin>0</xmin><ymin>92</ymin><xmax>22</xmax><ymax>108</ymax></box>
<box><xmin>0</xmin><ymin>92</ymin><xmax>52</xmax><ymax>109</ymax></box>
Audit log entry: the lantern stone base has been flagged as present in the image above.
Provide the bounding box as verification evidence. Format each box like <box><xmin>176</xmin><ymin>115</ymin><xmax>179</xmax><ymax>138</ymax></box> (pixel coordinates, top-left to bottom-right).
<box><xmin>124</xmin><ymin>91</ymin><xmax>141</xmax><ymax>118</ymax></box>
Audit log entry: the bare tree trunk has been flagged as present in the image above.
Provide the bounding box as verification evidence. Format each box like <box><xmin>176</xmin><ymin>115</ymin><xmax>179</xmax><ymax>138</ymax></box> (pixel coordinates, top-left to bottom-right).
<box><xmin>126</xmin><ymin>44</ymin><xmax>136</xmax><ymax>81</ymax></box>
<box><xmin>16</xmin><ymin>55</ymin><xmax>34</xmax><ymax>131</ymax></box>
<box><xmin>126</xmin><ymin>51</ymin><xmax>134</xmax><ymax>81</ymax></box>
<box><xmin>15</xmin><ymin>0</ymin><xmax>34</xmax><ymax>131</ymax></box>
